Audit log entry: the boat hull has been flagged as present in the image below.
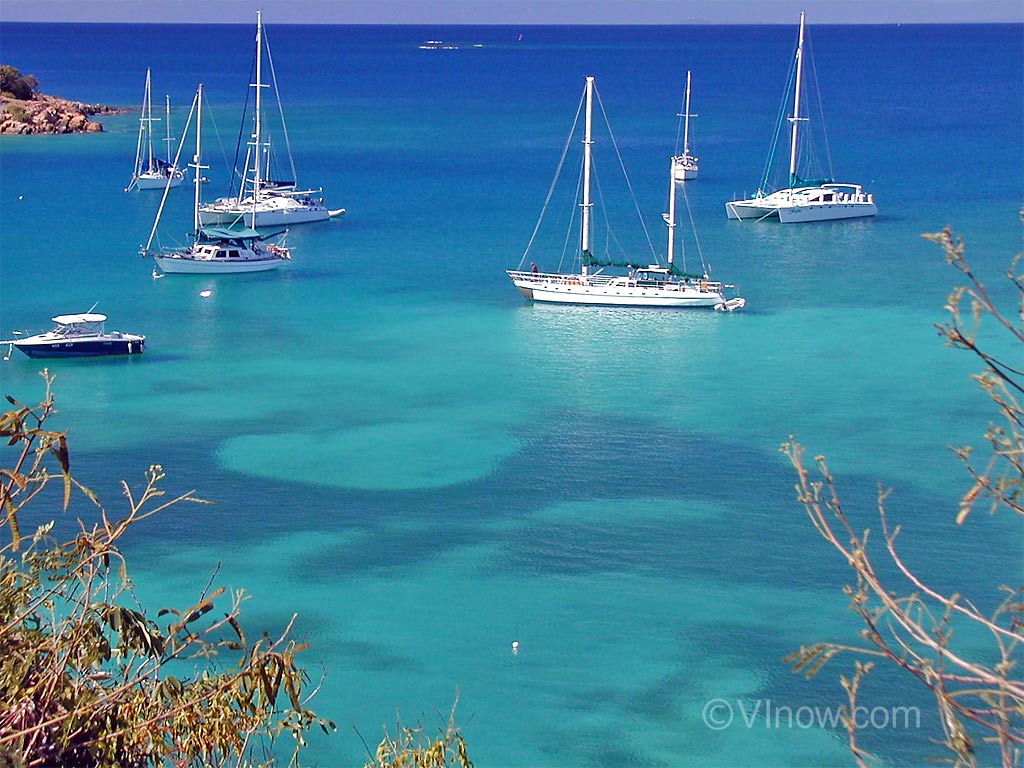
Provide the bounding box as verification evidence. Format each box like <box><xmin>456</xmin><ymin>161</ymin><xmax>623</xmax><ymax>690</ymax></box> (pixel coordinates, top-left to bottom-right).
<box><xmin>197</xmin><ymin>195</ymin><xmax>333</xmax><ymax>227</ymax></box>
<box><xmin>727</xmin><ymin>186</ymin><xmax>877</xmax><ymax>223</ymax></box>
<box><xmin>508</xmin><ymin>272</ymin><xmax>724</xmax><ymax>308</ymax></box>
<box><xmin>154</xmin><ymin>254</ymin><xmax>285</xmax><ymax>274</ymax></box>
<box><xmin>135</xmin><ymin>172</ymin><xmax>184</xmax><ymax>190</ymax></box>
<box><xmin>725</xmin><ymin>200</ymin><xmax>777</xmax><ymax>220</ymax></box>
<box><xmin>14</xmin><ymin>337</ymin><xmax>146</xmax><ymax>358</ymax></box>
<box><xmin>777</xmin><ymin>201</ymin><xmax>877</xmax><ymax>223</ymax></box>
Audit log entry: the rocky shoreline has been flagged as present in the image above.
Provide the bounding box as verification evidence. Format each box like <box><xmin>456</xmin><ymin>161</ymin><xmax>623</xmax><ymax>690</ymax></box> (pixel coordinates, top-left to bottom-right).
<box><xmin>0</xmin><ymin>93</ymin><xmax>120</xmax><ymax>135</ymax></box>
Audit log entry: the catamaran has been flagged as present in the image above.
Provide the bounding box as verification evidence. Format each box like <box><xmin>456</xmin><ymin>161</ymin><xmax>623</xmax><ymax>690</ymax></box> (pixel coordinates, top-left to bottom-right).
<box><xmin>725</xmin><ymin>12</ymin><xmax>877</xmax><ymax>223</ymax></box>
<box><xmin>672</xmin><ymin>70</ymin><xmax>699</xmax><ymax>182</ymax></box>
<box><xmin>508</xmin><ymin>76</ymin><xmax>743</xmax><ymax>309</ymax></box>
<box><xmin>197</xmin><ymin>12</ymin><xmax>344</xmax><ymax>228</ymax></box>
<box><xmin>141</xmin><ymin>84</ymin><xmax>292</xmax><ymax>275</ymax></box>
<box><xmin>126</xmin><ymin>68</ymin><xmax>185</xmax><ymax>191</ymax></box>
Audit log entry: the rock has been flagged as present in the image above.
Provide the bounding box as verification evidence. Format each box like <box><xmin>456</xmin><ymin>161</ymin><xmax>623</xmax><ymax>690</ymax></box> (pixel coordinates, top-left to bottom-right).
<box><xmin>0</xmin><ymin>91</ymin><xmax>120</xmax><ymax>135</ymax></box>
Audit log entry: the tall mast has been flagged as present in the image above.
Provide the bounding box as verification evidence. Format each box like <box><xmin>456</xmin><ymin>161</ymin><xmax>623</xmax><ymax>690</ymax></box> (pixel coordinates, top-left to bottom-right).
<box><xmin>192</xmin><ymin>85</ymin><xmax>206</xmax><ymax>233</ymax></box>
<box><xmin>252</xmin><ymin>11</ymin><xmax>267</xmax><ymax>205</ymax></box>
<box><xmin>164</xmin><ymin>94</ymin><xmax>173</xmax><ymax>163</ymax></box>
<box><xmin>666</xmin><ymin>159</ymin><xmax>677</xmax><ymax>266</ymax></box>
<box><xmin>682</xmin><ymin>70</ymin><xmax>692</xmax><ymax>155</ymax></box>
<box><xmin>788</xmin><ymin>11</ymin><xmax>806</xmax><ymax>187</ymax></box>
<box><xmin>144</xmin><ymin>68</ymin><xmax>154</xmax><ymax>170</ymax></box>
<box><xmin>580</xmin><ymin>76</ymin><xmax>594</xmax><ymax>274</ymax></box>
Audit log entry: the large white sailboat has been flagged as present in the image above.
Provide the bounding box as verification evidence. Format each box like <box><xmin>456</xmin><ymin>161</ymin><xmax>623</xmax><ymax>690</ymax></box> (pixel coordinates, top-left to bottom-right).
<box><xmin>508</xmin><ymin>76</ymin><xmax>743</xmax><ymax>309</ymax></box>
<box><xmin>142</xmin><ymin>85</ymin><xmax>291</xmax><ymax>275</ymax></box>
<box><xmin>126</xmin><ymin>68</ymin><xmax>185</xmax><ymax>192</ymax></box>
<box><xmin>671</xmin><ymin>70</ymin><xmax>699</xmax><ymax>182</ymax></box>
<box><xmin>725</xmin><ymin>12</ymin><xmax>877</xmax><ymax>223</ymax></box>
<box><xmin>198</xmin><ymin>12</ymin><xmax>343</xmax><ymax>228</ymax></box>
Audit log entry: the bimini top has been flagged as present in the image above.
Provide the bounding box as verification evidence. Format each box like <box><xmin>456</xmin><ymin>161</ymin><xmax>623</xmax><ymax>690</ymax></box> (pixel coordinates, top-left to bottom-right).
<box><xmin>200</xmin><ymin>225</ymin><xmax>263</xmax><ymax>241</ymax></box>
<box><xmin>52</xmin><ymin>313</ymin><xmax>107</xmax><ymax>325</ymax></box>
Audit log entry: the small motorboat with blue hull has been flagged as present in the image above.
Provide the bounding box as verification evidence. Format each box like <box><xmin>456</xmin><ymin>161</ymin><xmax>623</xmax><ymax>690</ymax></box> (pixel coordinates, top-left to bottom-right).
<box><xmin>3</xmin><ymin>313</ymin><xmax>146</xmax><ymax>359</ymax></box>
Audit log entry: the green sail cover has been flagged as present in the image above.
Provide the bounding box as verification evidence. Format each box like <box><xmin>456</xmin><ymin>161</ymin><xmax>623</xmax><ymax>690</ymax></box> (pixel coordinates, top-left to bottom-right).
<box><xmin>200</xmin><ymin>225</ymin><xmax>262</xmax><ymax>241</ymax></box>
<box><xmin>789</xmin><ymin>172</ymin><xmax>834</xmax><ymax>187</ymax></box>
<box><xmin>581</xmin><ymin>250</ymin><xmax>704</xmax><ymax>279</ymax></box>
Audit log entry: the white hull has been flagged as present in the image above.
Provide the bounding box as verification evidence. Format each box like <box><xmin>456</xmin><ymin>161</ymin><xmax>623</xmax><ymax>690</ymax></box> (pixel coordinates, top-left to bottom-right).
<box><xmin>725</xmin><ymin>15</ymin><xmax>877</xmax><ymax>224</ymax></box>
<box><xmin>508</xmin><ymin>271</ymin><xmax>724</xmax><ymax>308</ymax></box>
<box><xmin>778</xmin><ymin>200</ymin><xmax>877</xmax><ymax>222</ymax></box>
<box><xmin>197</xmin><ymin>196</ymin><xmax>336</xmax><ymax>227</ymax></box>
<box><xmin>154</xmin><ymin>254</ymin><xmax>285</xmax><ymax>274</ymax></box>
<box><xmin>672</xmin><ymin>155</ymin><xmax>698</xmax><ymax>181</ymax></box>
<box><xmin>726</xmin><ymin>185</ymin><xmax>877</xmax><ymax>223</ymax></box>
<box><xmin>134</xmin><ymin>171</ymin><xmax>184</xmax><ymax>190</ymax></box>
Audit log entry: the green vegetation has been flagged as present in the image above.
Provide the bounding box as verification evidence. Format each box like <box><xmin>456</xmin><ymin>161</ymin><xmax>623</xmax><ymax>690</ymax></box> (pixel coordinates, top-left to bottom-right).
<box><xmin>0</xmin><ymin>372</ymin><xmax>333</xmax><ymax>766</ymax></box>
<box><xmin>0</xmin><ymin>65</ymin><xmax>39</xmax><ymax>100</ymax></box>
<box><xmin>0</xmin><ymin>372</ymin><xmax>474</xmax><ymax>766</ymax></box>
<box><xmin>783</xmin><ymin>221</ymin><xmax>1024</xmax><ymax>766</ymax></box>
<box><xmin>4</xmin><ymin>103</ymin><xmax>28</xmax><ymax>123</ymax></box>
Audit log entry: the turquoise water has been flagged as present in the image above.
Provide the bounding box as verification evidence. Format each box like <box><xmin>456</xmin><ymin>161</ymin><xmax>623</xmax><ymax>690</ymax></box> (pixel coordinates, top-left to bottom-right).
<box><xmin>1</xmin><ymin>21</ymin><xmax>1022</xmax><ymax>767</ymax></box>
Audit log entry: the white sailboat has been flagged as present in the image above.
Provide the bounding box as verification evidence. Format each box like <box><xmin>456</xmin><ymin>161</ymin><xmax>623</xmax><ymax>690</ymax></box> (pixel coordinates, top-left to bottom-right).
<box><xmin>671</xmin><ymin>70</ymin><xmax>699</xmax><ymax>182</ymax></box>
<box><xmin>725</xmin><ymin>12</ymin><xmax>877</xmax><ymax>223</ymax></box>
<box><xmin>126</xmin><ymin>68</ymin><xmax>185</xmax><ymax>192</ymax></box>
<box><xmin>142</xmin><ymin>84</ymin><xmax>291</xmax><ymax>275</ymax></box>
<box><xmin>508</xmin><ymin>76</ymin><xmax>743</xmax><ymax>309</ymax></box>
<box><xmin>198</xmin><ymin>12</ymin><xmax>343</xmax><ymax>228</ymax></box>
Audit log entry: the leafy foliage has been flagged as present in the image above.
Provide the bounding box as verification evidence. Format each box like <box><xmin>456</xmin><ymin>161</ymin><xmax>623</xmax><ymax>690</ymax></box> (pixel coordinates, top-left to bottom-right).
<box><xmin>0</xmin><ymin>371</ymin><xmax>335</xmax><ymax>767</ymax></box>
<box><xmin>0</xmin><ymin>65</ymin><xmax>39</xmax><ymax>100</ymax></box>
<box><xmin>781</xmin><ymin>221</ymin><xmax>1024</xmax><ymax>767</ymax></box>
<box><xmin>360</xmin><ymin>698</ymin><xmax>473</xmax><ymax>768</ymax></box>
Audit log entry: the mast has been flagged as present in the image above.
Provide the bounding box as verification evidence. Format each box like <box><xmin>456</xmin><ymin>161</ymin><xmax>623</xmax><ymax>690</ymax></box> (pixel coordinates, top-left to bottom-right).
<box><xmin>129</xmin><ymin>70</ymin><xmax>148</xmax><ymax>189</ymax></box>
<box><xmin>144</xmin><ymin>68</ymin><xmax>155</xmax><ymax>172</ymax></box>
<box><xmin>580</xmin><ymin>76</ymin><xmax>594</xmax><ymax>275</ymax></box>
<box><xmin>192</xmin><ymin>84</ymin><xmax>205</xmax><ymax>233</ymax></box>
<box><xmin>164</xmin><ymin>94</ymin><xmax>173</xmax><ymax>164</ymax></box>
<box><xmin>143</xmin><ymin>86</ymin><xmax>199</xmax><ymax>255</ymax></box>
<box><xmin>251</xmin><ymin>11</ymin><xmax>268</xmax><ymax>206</ymax></box>
<box><xmin>666</xmin><ymin>159</ymin><xmax>677</xmax><ymax>267</ymax></box>
<box><xmin>788</xmin><ymin>11</ymin><xmax>806</xmax><ymax>188</ymax></box>
<box><xmin>682</xmin><ymin>70</ymin><xmax>693</xmax><ymax>156</ymax></box>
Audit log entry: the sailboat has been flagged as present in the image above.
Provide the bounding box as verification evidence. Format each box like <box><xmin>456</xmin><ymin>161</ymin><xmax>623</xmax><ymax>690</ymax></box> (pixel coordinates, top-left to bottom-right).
<box><xmin>141</xmin><ymin>84</ymin><xmax>292</xmax><ymax>275</ymax></box>
<box><xmin>126</xmin><ymin>68</ymin><xmax>185</xmax><ymax>192</ymax></box>
<box><xmin>197</xmin><ymin>12</ymin><xmax>344</xmax><ymax>228</ymax></box>
<box><xmin>725</xmin><ymin>12</ymin><xmax>877</xmax><ymax>223</ymax></box>
<box><xmin>508</xmin><ymin>76</ymin><xmax>743</xmax><ymax>309</ymax></box>
<box><xmin>672</xmin><ymin>71</ymin><xmax>699</xmax><ymax>182</ymax></box>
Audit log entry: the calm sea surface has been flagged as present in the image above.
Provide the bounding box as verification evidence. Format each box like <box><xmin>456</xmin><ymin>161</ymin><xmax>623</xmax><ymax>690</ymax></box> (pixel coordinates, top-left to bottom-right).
<box><xmin>0</xmin><ymin>21</ymin><xmax>1021</xmax><ymax>767</ymax></box>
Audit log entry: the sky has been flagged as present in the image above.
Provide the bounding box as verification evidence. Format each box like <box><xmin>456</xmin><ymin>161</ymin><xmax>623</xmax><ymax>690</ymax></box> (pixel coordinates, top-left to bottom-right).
<box><xmin>0</xmin><ymin>0</ymin><xmax>1021</xmax><ymax>24</ymax></box>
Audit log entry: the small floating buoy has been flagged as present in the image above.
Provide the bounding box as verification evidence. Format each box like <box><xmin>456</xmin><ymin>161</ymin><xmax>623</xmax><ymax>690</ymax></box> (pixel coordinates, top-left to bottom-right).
<box><xmin>199</xmin><ymin>289</ymin><xmax>212</xmax><ymax>298</ymax></box>
<box><xmin>18</xmin><ymin>195</ymin><xmax>24</xmax><ymax>200</ymax></box>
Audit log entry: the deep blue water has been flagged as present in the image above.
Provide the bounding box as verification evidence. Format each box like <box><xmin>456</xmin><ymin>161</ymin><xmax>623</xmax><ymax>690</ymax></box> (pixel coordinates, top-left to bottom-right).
<box><xmin>1</xmin><ymin>20</ymin><xmax>1022</xmax><ymax>767</ymax></box>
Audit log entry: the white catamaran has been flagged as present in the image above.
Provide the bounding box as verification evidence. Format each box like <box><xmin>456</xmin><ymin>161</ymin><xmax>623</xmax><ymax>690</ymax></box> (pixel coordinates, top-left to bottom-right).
<box><xmin>508</xmin><ymin>76</ymin><xmax>743</xmax><ymax>309</ymax></box>
<box><xmin>141</xmin><ymin>84</ymin><xmax>292</xmax><ymax>275</ymax></box>
<box><xmin>672</xmin><ymin>70</ymin><xmax>699</xmax><ymax>182</ymax></box>
<box><xmin>725</xmin><ymin>12</ymin><xmax>877</xmax><ymax>223</ymax></box>
<box><xmin>126</xmin><ymin>68</ymin><xmax>185</xmax><ymax>192</ymax></box>
<box><xmin>198</xmin><ymin>12</ymin><xmax>344</xmax><ymax>228</ymax></box>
